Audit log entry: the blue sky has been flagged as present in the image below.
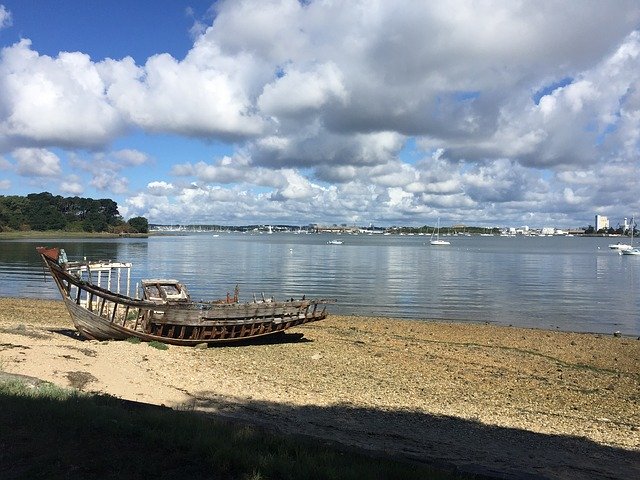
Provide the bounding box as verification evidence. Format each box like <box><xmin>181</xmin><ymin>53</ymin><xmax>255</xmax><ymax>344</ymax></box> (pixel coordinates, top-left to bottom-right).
<box><xmin>1</xmin><ymin>1</ymin><xmax>212</xmax><ymax>62</ymax></box>
<box><xmin>0</xmin><ymin>1</ymin><xmax>639</xmax><ymax>228</ymax></box>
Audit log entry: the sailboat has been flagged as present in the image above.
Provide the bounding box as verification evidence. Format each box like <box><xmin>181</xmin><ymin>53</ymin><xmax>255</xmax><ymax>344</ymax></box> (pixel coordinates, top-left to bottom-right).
<box><xmin>609</xmin><ymin>241</ymin><xmax>633</xmax><ymax>251</ymax></box>
<box><xmin>621</xmin><ymin>217</ymin><xmax>640</xmax><ymax>256</ymax></box>
<box><xmin>430</xmin><ymin>218</ymin><xmax>450</xmax><ymax>246</ymax></box>
<box><xmin>609</xmin><ymin>221</ymin><xmax>632</xmax><ymax>250</ymax></box>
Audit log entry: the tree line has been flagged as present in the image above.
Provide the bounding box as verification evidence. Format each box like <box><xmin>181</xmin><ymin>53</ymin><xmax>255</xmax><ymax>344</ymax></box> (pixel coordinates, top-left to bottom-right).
<box><xmin>584</xmin><ymin>224</ymin><xmax>638</xmax><ymax>235</ymax></box>
<box><xmin>0</xmin><ymin>192</ymin><xmax>148</xmax><ymax>233</ymax></box>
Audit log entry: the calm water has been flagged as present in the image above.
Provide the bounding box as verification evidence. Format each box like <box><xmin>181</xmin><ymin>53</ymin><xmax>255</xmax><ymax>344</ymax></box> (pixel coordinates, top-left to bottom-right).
<box><xmin>1</xmin><ymin>233</ymin><xmax>639</xmax><ymax>335</ymax></box>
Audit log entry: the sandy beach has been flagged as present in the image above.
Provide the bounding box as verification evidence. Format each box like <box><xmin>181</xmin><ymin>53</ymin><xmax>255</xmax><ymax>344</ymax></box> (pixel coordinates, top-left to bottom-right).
<box><xmin>0</xmin><ymin>297</ymin><xmax>638</xmax><ymax>479</ymax></box>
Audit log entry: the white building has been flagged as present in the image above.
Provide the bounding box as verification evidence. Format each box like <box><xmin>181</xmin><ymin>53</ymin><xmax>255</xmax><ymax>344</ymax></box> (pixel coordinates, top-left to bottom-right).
<box><xmin>595</xmin><ymin>215</ymin><xmax>609</xmax><ymax>231</ymax></box>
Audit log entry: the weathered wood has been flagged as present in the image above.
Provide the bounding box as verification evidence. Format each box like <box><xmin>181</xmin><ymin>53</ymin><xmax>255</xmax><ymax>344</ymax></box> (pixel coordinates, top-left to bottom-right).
<box><xmin>37</xmin><ymin>246</ymin><xmax>333</xmax><ymax>346</ymax></box>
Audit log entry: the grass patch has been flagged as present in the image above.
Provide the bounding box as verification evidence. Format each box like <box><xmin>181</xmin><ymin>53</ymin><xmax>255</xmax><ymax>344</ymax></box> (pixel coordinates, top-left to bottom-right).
<box><xmin>125</xmin><ymin>337</ymin><xmax>142</xmax><ymax>344</ymax></box>
<box><xmin>0</xmin><ymin>379</ymin><xmax>469</xmax><ymax>480</ymax></box>
<box><xmin>148</xmin><ymin>340</ymin><xmax>169</xmax><ymax>350</ymax></box>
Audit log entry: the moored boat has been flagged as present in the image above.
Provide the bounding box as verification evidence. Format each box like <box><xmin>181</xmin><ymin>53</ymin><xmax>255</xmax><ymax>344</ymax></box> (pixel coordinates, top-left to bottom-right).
<box><xmin>618</xmin><ymin>217</ymin><xmax>638</xmax><ymax>256</ymax></box>
<box><xmin>609</xmin><ymin>242</ymin><xmax>633</xmax><ymax>251</ymax></box>
<box><xmin>36</xmin><ymin>247</ymin><xmax>333</xmax><ymax>346</ymax></box>
<box><xmin>430</xmin><ymin>218</ymin><xmax>450</xmax><ymax>246</ymax></box>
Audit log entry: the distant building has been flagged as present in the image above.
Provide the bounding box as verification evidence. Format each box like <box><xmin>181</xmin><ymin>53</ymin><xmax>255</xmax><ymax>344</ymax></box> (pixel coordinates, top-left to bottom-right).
<box><xmin>312</xmin><ymin>224</ymin><xmax>359</xmax><ymax>234</ymax></box>
<box><xmin>595</xmin><ymin>215</ymin><xmax>609</xmax><ymax>231</ymax></box>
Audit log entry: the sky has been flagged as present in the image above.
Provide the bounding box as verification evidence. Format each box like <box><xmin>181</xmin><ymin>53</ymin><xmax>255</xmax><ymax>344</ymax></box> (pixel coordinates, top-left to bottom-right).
<box><xmin>0</xmin><ymin>1</ymin><xmax>639</xmax><ymax>228</ymax></box>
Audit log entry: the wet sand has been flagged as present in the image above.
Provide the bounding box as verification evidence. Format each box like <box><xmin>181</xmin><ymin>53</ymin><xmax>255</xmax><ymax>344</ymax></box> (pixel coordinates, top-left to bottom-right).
<box><xmin>0</xmin><ymin>297</ymin><xmax>638</xmax><ymax>479</ymax></box>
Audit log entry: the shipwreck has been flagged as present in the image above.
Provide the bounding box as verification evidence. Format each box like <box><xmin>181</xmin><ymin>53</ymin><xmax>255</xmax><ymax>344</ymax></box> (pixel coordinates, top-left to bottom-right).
<box><xmin>36</xmin><ymin>247</ymin><xmax>332</xmax><ymax>346</ymax></box>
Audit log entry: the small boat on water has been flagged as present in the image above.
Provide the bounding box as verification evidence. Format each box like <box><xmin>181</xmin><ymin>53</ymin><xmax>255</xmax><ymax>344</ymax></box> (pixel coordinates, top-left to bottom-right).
<box><xmin>327</xmin><ymin>240</ymin><xmax>343</xmax><ymax>245</ymax></box>
<box><xmin>609</xmin><ymin>241</ymin><xmax>633</xmax><ymax>251</ymax></box>
<box><xmin>36</xmin><ymin>247</ymin><xmax>333</xmax><ymax>346</ymax></box>
<box><xmin>618</xmin><ymin>217</ymin><xmax>638</xmax><ymax>256</ymax></box>
<box><xmin>430</xmin><ymin>218</ymin><xmax>450</xmax><ymax>246</ymax></box>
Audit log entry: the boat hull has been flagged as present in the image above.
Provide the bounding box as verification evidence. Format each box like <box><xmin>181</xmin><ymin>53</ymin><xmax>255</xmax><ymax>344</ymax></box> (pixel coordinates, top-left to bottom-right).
<box><xmin>62</xmin><ymin>296</ymin><xmax>320</xmax><ymax>345</ymax></box>
<box><xmin>609</xmin><ymin>244</ymin><xmax>633</xmax><ymax>251</ymax></box>
<box><xmin>37</xmin><ymin>247</ymin><xmax>332</xmax><ymax>346</ymax></box>
<box><xmin>430</xmin><ymin>240</ymin><xmax>450</xmax><ymax>246</ymax></box>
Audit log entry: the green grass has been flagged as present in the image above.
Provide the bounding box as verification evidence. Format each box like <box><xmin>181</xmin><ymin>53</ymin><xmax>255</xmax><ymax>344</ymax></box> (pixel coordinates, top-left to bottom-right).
<box><xmin>0</xmin><ymin>379</ymin><xmax>470</xmax><ymax>480</ymax></box>
<box><xmin>148</xmin><ymin>340</ymin><xmax>169</xmax><ymax>350</ymax></box>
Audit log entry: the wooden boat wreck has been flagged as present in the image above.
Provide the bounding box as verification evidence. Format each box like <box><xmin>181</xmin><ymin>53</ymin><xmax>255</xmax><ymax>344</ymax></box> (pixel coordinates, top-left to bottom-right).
<box><xmin>36</xmin><ymin>247</ymin><xmax>332</xmax><ymax>346</ymax></box>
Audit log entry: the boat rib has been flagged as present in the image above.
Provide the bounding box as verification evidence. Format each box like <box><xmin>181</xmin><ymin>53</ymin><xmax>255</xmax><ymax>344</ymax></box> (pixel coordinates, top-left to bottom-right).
<box><xmin>36</xmin><ymin>247</ymin><xmax>333</xmax><ymax>346</ymax></box>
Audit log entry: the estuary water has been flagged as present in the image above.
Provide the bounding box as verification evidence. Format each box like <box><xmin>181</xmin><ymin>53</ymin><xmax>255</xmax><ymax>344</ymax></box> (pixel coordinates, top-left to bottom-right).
<box><xmin>1</xmin><ymin>233</ymin><xmax>638</xmax><ymax>335</ymax></box>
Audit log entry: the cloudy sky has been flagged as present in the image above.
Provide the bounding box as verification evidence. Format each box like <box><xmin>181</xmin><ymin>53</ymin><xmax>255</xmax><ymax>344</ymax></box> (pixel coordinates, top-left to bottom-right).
<box><xmin>0</xmin><ymin>0</ymin><xmax>639</xmax><ymax>228</ymax></box>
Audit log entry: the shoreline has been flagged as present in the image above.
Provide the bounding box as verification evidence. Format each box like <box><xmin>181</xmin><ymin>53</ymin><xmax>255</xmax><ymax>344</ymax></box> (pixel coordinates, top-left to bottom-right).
<box><xmin>0</xmin><ymin>229</ymin><xmax>631</xmax><ymax>238</ymax></box>
<box><xmin>0</xmin><ymin>230</ymin><xmax>151</xmax><ymax>239</ymax></box>
<box><xmin>1</xmin><ymin>297</ymin><xmax>638</xmax><ymax>479</ymax></box>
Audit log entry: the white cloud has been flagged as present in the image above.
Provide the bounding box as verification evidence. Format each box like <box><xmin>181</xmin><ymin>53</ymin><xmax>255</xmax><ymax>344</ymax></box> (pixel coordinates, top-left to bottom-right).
<box><xmin>368</xmin><ymin>161</ymin><xmax>417</xmax><ymax>188</ymax></box>
<box><xmin>269</xmin><ymin>169</ymin><xmax>324</xmax><ymax>201</ymax></box>
<box><xmin>174</xmin><ymin>155</ymin><xmax>254</xmax><ymax>184</ymax></box>
<box><xmin>258</xmin><ymin>62</ymin><xmax>347</xmax><ymax>117</ymax></box>
<box><xmin>462</xmin><ymin>159</ymin><xmax>545</xmax><ymax>203</ymax></box>
<box><xmin>0</xmin><ymin>5</ymin><xmax>11</xmax><ymax>30</ymax></box>
<box><xmin>112</xmin><ymin>149</ymin><xmax>150</xmax><ymax>166</ymax></box>
<box><xmin>0</xmin><ymin>179</ymin><xmax>9</xmax><ymax>189</ymax></box>
<box><xmin>252</xmin><ymin>129</ymin><xmax>404</xmax><ymax>169</ymax></box>
<box><xmin>122</xmin><ymin>184</ymin><xmax>261</xmax><ymax>223</ymax></box>
<box><xmin>90</xmin><ymin>171</ymin><xmax>128</xmax><ymax>194</ymax></box>
<box><xmin>448</xmin><ymin>30</ymin><xmax>640</xmax><ymax>169</ymax></box>
<box><xmin>0</xmin><ymin>40</ymin><xmax>124</xmax><ymax>149</ymax></box>
<box><xmin>59</xmin><ymin>175</ymin><xmax>84</xmax><ymax>195</ymax></box>
<box><xmin>172</xmin><ymin>154</ymin><xmax>302</xmax><ymax>192</ymax></box>
<box><xmin>386</xmin><ymin>187</ymin><xmax>413</xmax><ymax>209</ymax></box>
<box><xmin>13</xmin><ymin>147</ymin><xmax>61</xmax><ymax>176</ymax></box>
<box><xmin>100</xmin><ymin>50</ymin><xmax>265</xmax><ymax>139</ymax></box>
<box><xmin>1</xmin><ymin>1</ymin><xmax>639</xmax><ymax>226</ymax></box>
<box><xmin>203</xmin><ymin>0</ymin><xmax>305</xmax><ymax>63</ymax></box>
<box><xmin>147</xmin><ymin>181</ymin><xmax>176</xmax><ymax>196</ymax></box>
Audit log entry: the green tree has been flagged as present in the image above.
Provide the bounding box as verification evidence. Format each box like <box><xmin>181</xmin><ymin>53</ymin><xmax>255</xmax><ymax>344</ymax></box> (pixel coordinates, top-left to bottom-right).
<box><xmin>26</xmin><ymin>193</ymin><xmax>65</xmax><ymax>230</ymax></box>
<box><xmin>0</xmin><ymin>195</ymin><xmax>29</xmax><ymax>230</ymax></box>
<box><xmin>82</xmin><ymin>211</ymin><xmax>107</xmax><ymax>232</ymax></box>
<box><xmin>98</xmin><ymin>199</ymin><xmax>122</xmax><ymax>226</ymax></box>
<box><xmin>127</xmin><ymin>216</ymin><xmax>149</xmax><ymax>233</ymax></box>
<box><xmin>0</xmin><ymin>193</ymin><xmax>128</xmax><ymax>232</ymax></box>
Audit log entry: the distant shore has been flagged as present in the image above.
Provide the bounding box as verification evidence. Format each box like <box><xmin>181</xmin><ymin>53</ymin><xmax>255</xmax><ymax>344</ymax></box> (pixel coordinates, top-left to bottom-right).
<box><xmin>0</xmin><ymin>230</ymin><xmax>151</xmax><ymax>239</ymax></box>
<box><xmin>0</xmin><ymin>229</ymin><xmax>633</xmax><ymax>239</ymax></box>
<box><xmin>0</xmin><ymin>297</ymin><xmax>638</xmax><ymax>479</ymax></box>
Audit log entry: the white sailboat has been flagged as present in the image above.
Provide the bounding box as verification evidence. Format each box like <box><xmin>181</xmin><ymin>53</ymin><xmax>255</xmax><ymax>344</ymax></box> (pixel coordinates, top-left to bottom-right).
<box><xmin>609</xmin><ymin>241</ymin><xmax>633</xmax><ymax>251</ymax></box>
<box><xmin>620</xmin><ymin>217</ymin><xmax>639</xmax><ymax>256</ymax></box>
<box><xmin>430</xmin><ymin>218</ymin><xmax>450</xmax><ymax>246</ymax></box>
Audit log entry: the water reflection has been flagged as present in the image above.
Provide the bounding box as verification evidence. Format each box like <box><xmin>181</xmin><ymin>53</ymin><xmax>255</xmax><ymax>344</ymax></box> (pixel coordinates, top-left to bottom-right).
<box><xmin>1</xmin><ymin>234</ymin><xmax>639</xmax><ymax>335</ymax></box>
